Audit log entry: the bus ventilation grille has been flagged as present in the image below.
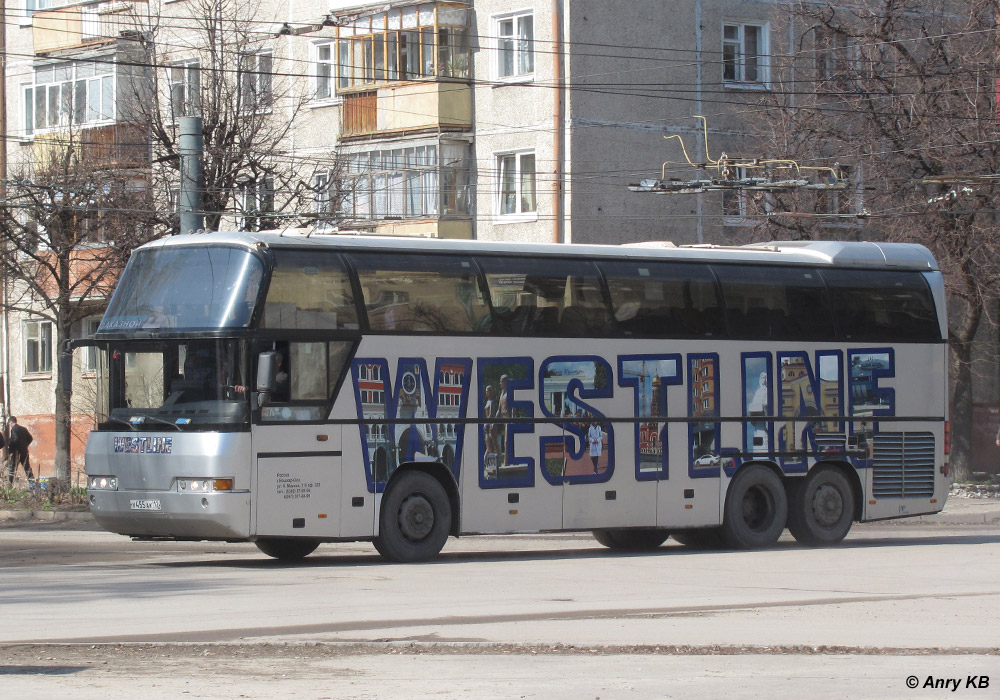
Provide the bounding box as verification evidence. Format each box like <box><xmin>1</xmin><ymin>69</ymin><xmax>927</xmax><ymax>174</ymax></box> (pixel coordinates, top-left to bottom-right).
<box><xmin>871</xmin><ymin>432</ymin><xmax>935</xmax><ymax>498</ymax></box>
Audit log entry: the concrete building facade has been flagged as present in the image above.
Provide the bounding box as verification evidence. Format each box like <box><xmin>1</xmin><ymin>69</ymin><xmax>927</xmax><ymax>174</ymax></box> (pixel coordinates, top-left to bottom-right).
<box><xmin>0</xmin><ymin>0</ymin><xmax>830</xmax><ymax>481</ymax></box>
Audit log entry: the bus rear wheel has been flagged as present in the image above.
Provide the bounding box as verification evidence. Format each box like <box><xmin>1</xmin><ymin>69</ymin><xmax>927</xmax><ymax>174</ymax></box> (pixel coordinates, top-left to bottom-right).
<box><xmin>592</xmin><ymin>528</ymin><xmax>669</xmax><ymax>551</ymax></box>
<box><xmin>255</xmin><ymin>538</ymin><xmax>320</xmax><ymax>561</ymax></box>
<box><xmin>721</xmin><ymin>465</ymin><xmax>787</xmax><ymax>549</ymax></box>
<box><xmin>787</xmin><ymin>466</ymin><xmax>855</xmax><ymax>546</ymax></box>
<box><xmin>374</xmin><ymin>471</ymin><xmax>451</xmax><ymax>563</ymax></box>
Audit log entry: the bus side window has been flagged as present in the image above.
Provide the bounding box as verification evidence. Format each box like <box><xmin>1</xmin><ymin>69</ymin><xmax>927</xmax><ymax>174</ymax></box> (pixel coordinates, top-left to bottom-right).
<box><xmin>260</xmin><ymin>341</ymin><xmax>353</xmax><ymax>422</ymax></box>
<box><xmin>713</xmin><ymin>265</ymin><xmax>833</xmax><ymax>340</ymax></box>
<box><xmin>262</xmin><ymin>251</ymin><xmax>359</xmax><ymax>330</ymax></box>
<box><xmin>599</xmin><ymin>261</ymin><xmax>722</xmax><ymax>338</ymax></box>
<box><xmin>350</xmin><ymin>253</ymin><xmax>490</xmax><ymax>333</ymax></box>
<box><xmin>478</xmin><ymin>256</ymin><xmax>610</xmax><ymax>337</ymax></box>
<box><xmin>822</xmin><ymin>269</ymin><xmax>940</xmax><ymax>342</ymax></box>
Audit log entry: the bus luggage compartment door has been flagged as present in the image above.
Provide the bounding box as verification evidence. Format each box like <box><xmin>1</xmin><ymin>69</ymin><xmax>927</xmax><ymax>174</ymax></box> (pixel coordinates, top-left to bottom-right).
<box><xmin>252</xmin><ymin>427</ymin><xmax>342</xmax><ymax>537</ymax></box>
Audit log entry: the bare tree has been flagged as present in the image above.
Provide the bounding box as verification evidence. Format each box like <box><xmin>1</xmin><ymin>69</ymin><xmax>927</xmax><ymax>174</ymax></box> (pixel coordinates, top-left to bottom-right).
<box><xmin>750</xmin><ymin>0</ymin><xmax>1000</xmax><ymax>480</ymax></box>
<box><xmin>120</xmin><ymin>0</ymin><xmax>342</xmax><ymax>231</ymax></box>
<box><xmin>0</xmin><ymin>135</ymin><xmax>165</xmax><ymax>483</ymax></box>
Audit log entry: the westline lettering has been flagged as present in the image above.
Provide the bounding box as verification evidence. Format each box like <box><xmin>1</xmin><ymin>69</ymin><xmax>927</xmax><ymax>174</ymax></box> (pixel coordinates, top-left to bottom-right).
<box><xmin>351</xmin><ymin>349</ymin><xmax>897</xmax><ymax>491</ymax></box>
<box><xmin>113</xmin><ymin>436</ymin><xmax>174</xmax><ymax>454</ymax></box>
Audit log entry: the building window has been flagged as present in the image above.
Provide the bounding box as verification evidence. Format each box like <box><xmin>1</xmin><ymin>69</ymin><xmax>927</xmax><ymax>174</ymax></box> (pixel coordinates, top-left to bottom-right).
<box><xmin>815</xmin><ymin>28</ymin><xmax>855</xmax><ymax>94</ymax></box>
<box><xmin>341</xmin><ymin>142</ymin><xmax>470</xmax><ymax>221</ymax></box>
<box><xmin>722</xmin><ymin>22</ymin><xmax>768</xmax><ymax>86</ymax></box>
<box><xmin>81</xmin><ymin>318</ymin><xmax>101</xmax><ymax>374</ymax></box>
<box><xmin>722</xmin><ymin>166</ymin><xmax>747</xmax><ymax>219</ymax></box>
<box><xmin>495</xmin><ymin>11</ymin><xmax>534</xmax><ymax>80</ymax></box>
<box><xmin>239</xmin><ymin>51</ymin><xmax>273</xmax><ymax>110</ymax></box>
<box><xmin>24</xmin><ymin>319</ymin><xmax>53</xmax><ymax>374</ymax></box>
<box><xmin>817</xmin><ymin>165</ymin><xmax>859</xmax><ymax>223</ymax></box>
<box><xmin>24</xmin><ymin>59</ymin><xmax>115</xmax><ymax>135</ymax></box>
<box><xmin>315</xmin><ymin>171</ymin><xmax>331</xmax><ymax>216</ymax></box>
<box><xmin>496</xmin><ymin>151</ymin><xmax>536</xmax><ymax>217</ymax></box>
<box><xmin>314</xmin><ymin>42</ymin><xmax>335</xmax><ymax>100</ymax></box>
<box><xmin>238</xmin><ymin>177</ymin><xmax>275</xmax><ymax>231</ymax></box>
<box><xmin>168</xmin><ymin>61</ymin><xmax>200</xmax><ymax>118</ymax></box>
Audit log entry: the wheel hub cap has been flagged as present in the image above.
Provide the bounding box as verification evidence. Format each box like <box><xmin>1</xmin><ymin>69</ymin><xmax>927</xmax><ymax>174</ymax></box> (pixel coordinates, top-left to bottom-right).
<box><xmin>812</xmin><ymin>484</ymin><xmax>844</xmax><ymax>527</ymax></box>
<box><xmin>398</xmin><ymin>494</ymin><xmax>434</xmax><ymax>542</ymax></box>
<box><xmin>742</xmin><ymin>486</ymin><xmax>774</xmax><ymax>532</ymax></box>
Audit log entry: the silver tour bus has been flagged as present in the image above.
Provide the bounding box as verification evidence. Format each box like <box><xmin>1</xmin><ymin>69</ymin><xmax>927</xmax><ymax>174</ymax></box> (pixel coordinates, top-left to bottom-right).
<box><xmin>81</xmin><ymin>232</ymin><xmax>950</xmax><ymax>561</ymax></box>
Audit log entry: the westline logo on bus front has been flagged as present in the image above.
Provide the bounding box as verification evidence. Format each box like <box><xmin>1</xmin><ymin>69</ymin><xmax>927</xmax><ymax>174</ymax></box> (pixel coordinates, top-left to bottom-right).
<box><xmin>113</xmin><ymin>436</ymin><xmax>174</xmax><ymax>454</ymax></box>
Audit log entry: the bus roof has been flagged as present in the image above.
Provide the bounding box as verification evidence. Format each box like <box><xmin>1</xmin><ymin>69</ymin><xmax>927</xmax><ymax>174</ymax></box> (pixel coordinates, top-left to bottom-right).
<box><xmin>139</xmin><ymin>230</ymin><xmax>939</xmax><ymax>271</ymax></box>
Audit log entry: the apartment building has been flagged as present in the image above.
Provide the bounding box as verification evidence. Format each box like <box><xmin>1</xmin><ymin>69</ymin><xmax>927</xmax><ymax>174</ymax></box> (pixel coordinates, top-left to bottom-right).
<box><xmin>0</xmin><ymin>0</ymin><xmax>797</xmax><ymax>479</ymax></box>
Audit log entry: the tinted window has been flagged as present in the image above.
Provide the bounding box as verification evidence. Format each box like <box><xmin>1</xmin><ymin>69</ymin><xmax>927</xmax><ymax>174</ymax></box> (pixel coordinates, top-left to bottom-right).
<box><xmin>262</xmin><ymin>251</ymin><xmax>359</xmax><ymax>330</ymax></box>
<box><xmin>822</xmin><ymin>269</ymin><xmax>940</xmax><ymax>341</ymax></box>
<box><xmin>478</xmin><ymin>256</ymin><xmax>612</xmax><ymax>336</ymax></box>
<box><xmin>101</xmin><ymin>246</ymin><xmax>263</xmax><ymax>331</ymax></box>
<box><xmin>713</xmin><ymin>265</ymin><xmax>834</xmax><ymax>340</ymax></box>
<box><xmin>350</xmin><ymin>253</ymin><xmax>490</xmax><ymax>333</ymax></box>
<box><xmin>601</xmin><ymin>260</ymin><xmax>724</xmax><ymax>337</ymax></box>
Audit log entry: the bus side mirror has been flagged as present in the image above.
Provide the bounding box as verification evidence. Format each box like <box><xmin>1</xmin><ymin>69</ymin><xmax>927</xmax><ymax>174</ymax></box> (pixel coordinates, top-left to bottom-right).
<box><xmin>256</xmin><ymin>352</ymin><xmax>278</xmax><ymax>406</ymax></box>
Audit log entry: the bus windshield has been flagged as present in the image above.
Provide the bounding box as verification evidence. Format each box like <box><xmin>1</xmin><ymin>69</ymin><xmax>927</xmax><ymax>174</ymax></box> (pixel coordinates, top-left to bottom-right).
<box><xmin>99</xmin><ymin>339</ymin><xmax>251</xmax><ymax>430</ymax></box>
<box><xmin>100</xmin><ymin>246</ymin><xmax>264</xmax><ymax>332</ymax></box>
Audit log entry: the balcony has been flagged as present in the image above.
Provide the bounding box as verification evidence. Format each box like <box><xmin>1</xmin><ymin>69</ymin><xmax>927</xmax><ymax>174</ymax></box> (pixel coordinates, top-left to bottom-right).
<box><xmin>34</xmin><ymin>123</ymin><xmax>150</xmax><ymax>170</ymax></box>
<box><xmin>33</xmin><ymin>1</ymin><xmax>144</xmax><ymax>54</ymax></box>
<box><xmin>341</xmin><ymin>81</ymin><xmax>471</xmax><ymax>139</ymax></box>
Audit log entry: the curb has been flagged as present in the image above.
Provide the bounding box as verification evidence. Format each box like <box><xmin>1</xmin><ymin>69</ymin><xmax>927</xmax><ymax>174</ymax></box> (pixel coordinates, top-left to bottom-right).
<box><xmin>0</xmin><ymin>510</ymin><xmax>93</xmax><ymax>522</ymax></box>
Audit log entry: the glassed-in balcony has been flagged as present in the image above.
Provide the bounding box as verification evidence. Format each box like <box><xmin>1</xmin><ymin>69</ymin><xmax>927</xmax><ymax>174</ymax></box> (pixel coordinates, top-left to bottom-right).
<box><xmin>331</xmin><ymin>2</ymin><xmax>471</xmax><ymax>138</ymax></box>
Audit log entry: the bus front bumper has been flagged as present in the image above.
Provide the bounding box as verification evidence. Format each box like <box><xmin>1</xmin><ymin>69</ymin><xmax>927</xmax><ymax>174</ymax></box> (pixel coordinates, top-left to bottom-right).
<box><xmin>87</xmin><ymin>489</ymin><xmax>251</xmax><ymax>540</ymax></box>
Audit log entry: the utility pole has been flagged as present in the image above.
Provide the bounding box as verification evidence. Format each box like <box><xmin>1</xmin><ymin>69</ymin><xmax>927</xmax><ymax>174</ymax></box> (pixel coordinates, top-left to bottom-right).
<box><xmin>1</xmin><ymin>0</ymin><xmax>10</xmax><ymax>439</ymax></box>
<box><xmin>178</xmin><ymin>116</ymin><xmax>205</xmax><ymax>234</ymax></box>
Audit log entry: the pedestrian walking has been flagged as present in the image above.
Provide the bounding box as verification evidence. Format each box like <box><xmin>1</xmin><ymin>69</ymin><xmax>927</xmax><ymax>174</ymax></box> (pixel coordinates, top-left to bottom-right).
<box><xmin>6</xmin><ymin>417</ymin><xmax>34</xmax><ymax>487</ymax></box>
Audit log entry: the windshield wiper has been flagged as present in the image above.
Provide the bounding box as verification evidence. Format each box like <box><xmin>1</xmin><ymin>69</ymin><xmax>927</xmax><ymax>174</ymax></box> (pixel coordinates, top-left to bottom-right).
<box><xmin>129</xmin><ymin>414</ymin><xmax>183</xmax><ymax>431</ymax></box>
<box><xmin>99</xmin><ymin>414</ymin><xmax>138</xmax><ymax>431</ymax></box>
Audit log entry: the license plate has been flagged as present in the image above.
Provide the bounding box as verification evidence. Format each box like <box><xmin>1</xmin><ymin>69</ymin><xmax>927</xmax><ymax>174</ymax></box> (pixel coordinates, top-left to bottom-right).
<box><xmin>129</xmin><ymin>499</ymin><xmax>162</xmax><ymax>511</ymax></box>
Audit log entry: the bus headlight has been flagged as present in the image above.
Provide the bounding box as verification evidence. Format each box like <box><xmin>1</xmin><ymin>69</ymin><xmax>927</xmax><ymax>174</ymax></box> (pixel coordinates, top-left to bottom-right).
<box><xmin>88</xmin><ymin>476</ymin><xmax>118</xmax><ymax>491</ymax></box>
<box><xmin>177</xmin><ymin>479</ymin><xmax>234</xmax><ymax>493</ymax></box>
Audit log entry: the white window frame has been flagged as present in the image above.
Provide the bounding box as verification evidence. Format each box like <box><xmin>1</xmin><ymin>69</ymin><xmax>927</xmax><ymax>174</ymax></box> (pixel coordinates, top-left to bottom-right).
<box><xmin>24</xmin><ymin>319</ymin><xmax>53</xmax><ymax>375</ymax></box>
<box><xmin>80</xmin><ymin>317</ymin><xmax>101</xmax><ymax>374</ymax></box>
<box><xmin>818</xmin><ymin>164</ymin><xmax>863</xmax><ymax>228</ymax></box>
<box><xmin>495</xmin><ymin>150</ymin><xmax>537</xmax><ymax>222</ymax></box>
<box><xmin>237</xmin><ymin>176</ymin><xmax>275</xmax><ymax>231</ymax></box>
<box><xmin>722</xmin><ymin>166</ymin><xmax>749</xmax><ymax>224</ymax></box>
<box><xmin>21</xmin><ymin>82</ymin><xmax>34</xmax><ymax>139</ymax></box>
<box><xmin>167</xmin><ymin>60</ymin><xmax>200</xmax><ymax>120</ymax></box>
<box><xmin>722</xmin><ymin>21</ymin><xmax>769</xmax><ymax>88</ymax></box>
<box><xmin>24</xmin><ymin>58</ymin><xmax>116</xmax><ymax>136</ymax></box>
<box><xmin>493</xmin><ymin>10</ymin><xmax>534</xmax><ymax>82</ymax></box>
<box><xmin>313</xmin><ymin>41</ymin><xmax>337</xmax><ymax>102</ymax></box>
<box><xmin>342</xmin><ymin>143</ymin><xmax>452</xmax><ymax>221</ymax></box>
<box><xmin>238</xmin><ymin>50</ymin><xmax>274</xmax><ymax>111</ymax></box>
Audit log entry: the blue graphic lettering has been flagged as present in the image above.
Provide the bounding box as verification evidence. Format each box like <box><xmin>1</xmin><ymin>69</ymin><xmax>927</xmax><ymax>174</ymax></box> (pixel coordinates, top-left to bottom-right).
<box><xmin>539</xmin><ymin>356</ymin><xmax>615</xmax><ymax>484</ymax></box>
<box><xmin>619</xmin><ymin>355</ymin><xmax>682</xmax><ymax>481</ymax></box>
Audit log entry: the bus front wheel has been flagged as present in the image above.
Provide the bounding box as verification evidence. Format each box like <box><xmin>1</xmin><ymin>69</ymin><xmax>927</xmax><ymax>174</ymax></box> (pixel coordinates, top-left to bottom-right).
<box><xmin>374</xmin><ymin>471</ymin><xmax>452</xmax><ymax>562</ymax></box>
<box><xmin>721</xmin><ymin>465</ymin><xmax>787</xmax><ymax>549</ymax></box>
<box><xmin>787</xmin><ymin>466</ymin><xmax>855</xmax><ymax>546</ymax></box>
<box><xmin>255</xmin><ymin>538</ymin><xmax>320</xmax><ymax>561</ymax></box>
<box><xmin>592</xmin><ymin>528</ymin><xmax>669</xmax><ymax>551</ymax></box>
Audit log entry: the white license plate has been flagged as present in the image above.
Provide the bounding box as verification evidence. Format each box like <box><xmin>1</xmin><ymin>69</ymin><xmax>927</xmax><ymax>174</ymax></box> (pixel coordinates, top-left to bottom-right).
<box><xmin>129</xmin><ymin>499</ymin><xmax>162</xmax><ymax>511</ymax></box>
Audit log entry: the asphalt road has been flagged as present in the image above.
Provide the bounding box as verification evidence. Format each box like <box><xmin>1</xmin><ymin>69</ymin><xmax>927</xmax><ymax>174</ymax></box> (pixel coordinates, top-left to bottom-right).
<box><xmin>1</xmin><ymin>512</ymin><xmax>998</xmax><ymax>699</ymax></box>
